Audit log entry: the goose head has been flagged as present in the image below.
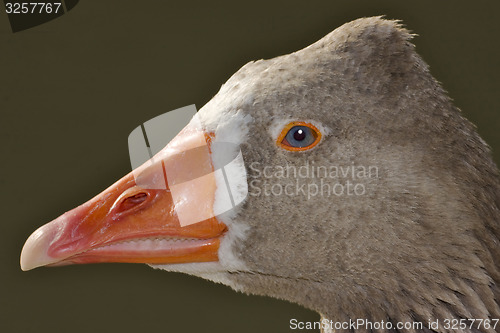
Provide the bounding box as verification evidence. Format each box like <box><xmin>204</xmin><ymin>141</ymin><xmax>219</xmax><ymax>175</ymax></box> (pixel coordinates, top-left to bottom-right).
<box><xmin>20</xmin><ymin>17</ymin><xmax>500</xmax><ymax>331</ymax></box>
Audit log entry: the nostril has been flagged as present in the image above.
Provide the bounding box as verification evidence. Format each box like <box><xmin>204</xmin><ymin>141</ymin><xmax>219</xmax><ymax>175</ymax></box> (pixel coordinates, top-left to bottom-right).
<box><xmin>111</xmin><ymin>187</ymin><xmax>157</xmax><ymax>218</ymax></box>
<box><xmin>120</xmin><ymin>192</ymin><xmax>149</xmax><ymax>212</ymax></box>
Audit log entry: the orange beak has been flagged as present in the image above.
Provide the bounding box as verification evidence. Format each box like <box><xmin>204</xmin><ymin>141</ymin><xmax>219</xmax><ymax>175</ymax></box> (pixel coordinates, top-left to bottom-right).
<box><xmin>20</xmin><ymin>120</ymin><xmax>227</xmax><ymax>271</ymax></box>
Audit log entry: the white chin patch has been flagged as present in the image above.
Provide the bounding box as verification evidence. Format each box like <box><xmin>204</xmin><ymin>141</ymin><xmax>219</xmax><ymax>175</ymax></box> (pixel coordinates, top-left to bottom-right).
<box><xmin>150</xmin><ymin>105</ymin><xmax>253</xmax><ymax>285</ymax></box>
<box><xmin>149</xmin><ymin>262</ymin><xmax>235</xmax><ymax>286</ymax></box>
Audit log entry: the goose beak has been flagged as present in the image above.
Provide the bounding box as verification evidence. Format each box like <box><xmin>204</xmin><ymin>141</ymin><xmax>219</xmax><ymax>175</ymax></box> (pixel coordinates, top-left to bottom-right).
<box><xmin>20</xmin><ymin>122</ymin><xmax>227</xmax><ymax>271</ymax></box>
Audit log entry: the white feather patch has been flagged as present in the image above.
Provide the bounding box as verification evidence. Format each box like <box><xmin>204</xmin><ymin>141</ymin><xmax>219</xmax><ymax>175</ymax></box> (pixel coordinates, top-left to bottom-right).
<box><xmin>207</xmin><ymin>109</ymin><xmax>253</xmax><ymax>273</ymax></box>
<box><xmin>150</xmin><ymin>104</ymin><xmax>253</xmax><ymax>283</ymax></box>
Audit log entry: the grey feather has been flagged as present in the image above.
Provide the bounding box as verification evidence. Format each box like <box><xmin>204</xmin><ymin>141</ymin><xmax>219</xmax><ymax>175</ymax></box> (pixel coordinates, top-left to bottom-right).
<box><xmin>198</xmin><ymin>17</ymin><xmax>500</xmax><ymax>333</ymax></box>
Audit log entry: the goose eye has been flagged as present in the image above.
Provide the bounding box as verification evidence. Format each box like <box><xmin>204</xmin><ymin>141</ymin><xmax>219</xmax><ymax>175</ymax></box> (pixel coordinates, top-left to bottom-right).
<box><xmin>277</xmin><ymin>122</ymin><xmax>322</xmax><ymax>151</ymax></box>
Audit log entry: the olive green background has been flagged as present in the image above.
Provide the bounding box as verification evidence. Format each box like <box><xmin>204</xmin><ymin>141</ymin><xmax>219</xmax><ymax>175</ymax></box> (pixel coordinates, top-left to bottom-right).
<box><xmin>1</xmin><ymin>1</ymin><xmax>499</xmax><ymax>332</ymax></box>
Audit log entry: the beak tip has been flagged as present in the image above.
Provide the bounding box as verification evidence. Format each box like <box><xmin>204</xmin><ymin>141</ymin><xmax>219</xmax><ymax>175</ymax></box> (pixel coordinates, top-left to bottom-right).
<box><xmin>20</xmin><ymin>243</ymin><xmax>38</xmax><ymax>271</ymax></box>
<box><xmin>20</xmin><ymin>259</ymin><xmax>32</xmax><ymax>271</ymax></box>
<box><xmin>20</xmin><ymin>226</ymin><xmax>59</xmax><ymax>271</ymax></box>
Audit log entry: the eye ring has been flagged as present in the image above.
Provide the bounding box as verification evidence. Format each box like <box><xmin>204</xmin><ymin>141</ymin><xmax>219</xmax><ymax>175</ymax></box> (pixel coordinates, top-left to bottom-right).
<box><xmin>277</xmin><ymin>121</ymin><xmax>322</xmax><ymax>151</ymax></box>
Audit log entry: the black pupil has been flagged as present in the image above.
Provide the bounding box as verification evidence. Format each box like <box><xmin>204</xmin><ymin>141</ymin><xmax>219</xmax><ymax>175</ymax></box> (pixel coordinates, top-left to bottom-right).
<box><xmin>284</xmin><ymin>125</ymin><xmax>316</xmax><ymax>148</ymax></box>
<box><xmin>293</xmin><ymin>128</ymin><xmax>306</xmax><ymax>141</ymax></box>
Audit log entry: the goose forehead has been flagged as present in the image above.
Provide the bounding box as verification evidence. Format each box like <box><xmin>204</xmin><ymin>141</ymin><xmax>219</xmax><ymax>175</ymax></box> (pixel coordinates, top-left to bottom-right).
<box><xmin>197</xmin><ymin>57</ymin><xmax>330</xmax><ymax>123</ymax></box>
